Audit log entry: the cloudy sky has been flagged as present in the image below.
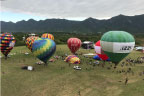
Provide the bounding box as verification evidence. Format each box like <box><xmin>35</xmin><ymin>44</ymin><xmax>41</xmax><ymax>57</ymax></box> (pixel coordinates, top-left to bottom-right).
<box><xmin>1</xmin><ymin>0</ymin><xmax>144</xmax><ymax>22</ymax></box>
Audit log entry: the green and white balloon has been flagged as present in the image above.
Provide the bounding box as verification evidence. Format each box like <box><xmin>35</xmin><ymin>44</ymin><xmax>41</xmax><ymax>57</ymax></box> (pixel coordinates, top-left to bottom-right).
<box><xmin>100</xmin><ymin>31</ymin><xmax>135</xmax><ymax>65</ymax></box>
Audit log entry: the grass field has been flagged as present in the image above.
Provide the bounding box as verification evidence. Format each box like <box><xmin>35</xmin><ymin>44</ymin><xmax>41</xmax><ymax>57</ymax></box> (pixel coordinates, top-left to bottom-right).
<box><xmin>1</xmin><ymin>45</ymin><xmax>144</xmax><ymax>96</ymax></box>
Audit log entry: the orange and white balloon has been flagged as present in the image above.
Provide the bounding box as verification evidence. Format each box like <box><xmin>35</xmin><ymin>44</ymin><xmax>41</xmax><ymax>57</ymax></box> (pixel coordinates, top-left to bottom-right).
<box><xmin>41</xmin><ymin>33</ymin><xmax>54</xmax><ymax>40</ymax></box>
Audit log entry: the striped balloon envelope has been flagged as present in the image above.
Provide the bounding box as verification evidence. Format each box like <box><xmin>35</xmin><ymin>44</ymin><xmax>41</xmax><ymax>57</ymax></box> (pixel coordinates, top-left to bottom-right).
<box><xmin>100</xmin><ymin>31</ymin><xmax>135</xmax><ymax>65</ymax></box>
<box><xmin>0</xmin><ymin>33</ymin><xmax>16</xmax><ymax>58</ymax></box>
<box><xmin>25</xmin><ymin>36</ymin><xmax>39</xmax><ymax>51</ymax></box>
<box><xmin>64</xmin><ymin>55</ymin><xmax>80</xmax><ymax>64</ymax></box>
<box><xmin>41</xmin><ymin>33</ymin><xmax>54</xmax><ymax>40</ymax></box>
<box><xmin>32</xmin><ymin>38</ymin><xmax>56</xmax><ymax>64</ymax></box>
<box><xmin>67</xmin><ymin>38</ymin><xmax>81</xmax><ymax>54</ymax></box>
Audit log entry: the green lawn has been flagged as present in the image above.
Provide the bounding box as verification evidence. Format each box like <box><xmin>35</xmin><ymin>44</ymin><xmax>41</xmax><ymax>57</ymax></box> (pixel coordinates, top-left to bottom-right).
<box><xmin>1</xmin><ymin>45</ymin><xmax>144</xmax><ymax>96</ymax></box>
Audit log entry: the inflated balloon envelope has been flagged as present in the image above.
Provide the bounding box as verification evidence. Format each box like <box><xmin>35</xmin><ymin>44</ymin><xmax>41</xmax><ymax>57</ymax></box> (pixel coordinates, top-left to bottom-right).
<box><xmin>100</xmin><ymin>31</ymin><xmax>135</xmax><ymax>66</ymax></box>
<box><xmin>67</xmin><ymin>38</ymin><xmax>81</xmax><ymax>54</ymax></box>
<box><xmin>32</xmin><ymin>38</ymin><xmax>56</xmax><ymax>65</ymax></box>
<box><xmin>41</xmin><ymin>33</ymin><xmax>54</xmax><ymax>40</ymax></box>
<box><xmin>0</xmin><ymin>33</ymin><xmax>16</xmax><ymax>59</ymax></box>
<box><xmin>25</xmin><ymin>36</ymin><xmax>39</xmax><ymax>51</ymax></box>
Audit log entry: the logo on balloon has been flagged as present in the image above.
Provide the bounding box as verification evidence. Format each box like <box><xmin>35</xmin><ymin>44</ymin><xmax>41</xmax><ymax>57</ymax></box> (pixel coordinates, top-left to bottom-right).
<box><xmin>120</xmin><ymin>46</ymin><xmax>132</xmax><ymax>50</ymax></box>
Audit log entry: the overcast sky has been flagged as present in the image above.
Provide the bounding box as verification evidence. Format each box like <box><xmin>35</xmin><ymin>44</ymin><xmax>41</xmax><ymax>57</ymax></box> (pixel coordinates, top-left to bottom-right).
<box><xmin>1</xmin><ymin>0</ymin><xmax>144</xmax><ymax>22</ymax></box>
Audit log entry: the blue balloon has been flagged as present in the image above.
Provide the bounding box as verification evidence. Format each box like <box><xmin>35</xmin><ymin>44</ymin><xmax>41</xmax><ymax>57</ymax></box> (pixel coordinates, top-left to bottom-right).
<box><xmin>93</xmin><ymin>55</ymin><xmax>101</xmax><ymax>60</ymax></box>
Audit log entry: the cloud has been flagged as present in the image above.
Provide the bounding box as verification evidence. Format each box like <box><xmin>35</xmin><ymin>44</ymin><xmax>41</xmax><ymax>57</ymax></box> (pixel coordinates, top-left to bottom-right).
<box><xmin>1</xmin><ymin>0</ymin><xmax>144</xmax><ymax>19</ymax></box>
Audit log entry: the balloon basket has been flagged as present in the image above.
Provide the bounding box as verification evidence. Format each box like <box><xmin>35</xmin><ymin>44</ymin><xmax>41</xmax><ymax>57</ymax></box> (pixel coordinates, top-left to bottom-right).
<box><xmin>44</xmin><ymin>62</ymin><xmax>48</xmax><ymax>66</ymax></box>
<box><xmin>113</xmin><ymin>62</ymin><xmax>119</xmax><ymax>69</ymax></box>
<box><xmin>5</xmin><ymin>55</ymin><xmax>8</xmax><ymax>60</ymax></box>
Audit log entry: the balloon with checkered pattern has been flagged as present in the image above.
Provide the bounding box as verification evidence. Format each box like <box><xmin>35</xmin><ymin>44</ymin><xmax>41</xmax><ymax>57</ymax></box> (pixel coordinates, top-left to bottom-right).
<box><xmin>25</xmin><ymin>36</ymin><xmax>39</xmax><ymax>51</ymax></box>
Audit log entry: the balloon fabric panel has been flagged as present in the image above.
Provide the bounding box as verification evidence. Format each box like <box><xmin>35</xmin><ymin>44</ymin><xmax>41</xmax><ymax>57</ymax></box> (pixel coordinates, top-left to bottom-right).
<box><xmin>104</xmin><ymin>51</ymin><xmax>128</xmax><ymax>64</ymax></box>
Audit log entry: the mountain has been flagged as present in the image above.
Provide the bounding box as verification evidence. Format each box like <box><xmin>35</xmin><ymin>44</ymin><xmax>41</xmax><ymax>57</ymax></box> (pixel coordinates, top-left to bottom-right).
<box><xmin>1</xmin><ymin>14</ymin><xmax>144</xmax><ymax>33</ymax></box>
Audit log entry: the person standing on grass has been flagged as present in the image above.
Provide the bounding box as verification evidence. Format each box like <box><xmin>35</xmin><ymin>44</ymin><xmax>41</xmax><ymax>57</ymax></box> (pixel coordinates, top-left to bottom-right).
<box><xmin>78</xmin><ymin>91</ymin><xmax>81</xmax><ymax>96</ymax></box>
<box><xmin>125</xmin><ymin>77</ymin><xmax>128</xmax><ymax>85</ymax></box>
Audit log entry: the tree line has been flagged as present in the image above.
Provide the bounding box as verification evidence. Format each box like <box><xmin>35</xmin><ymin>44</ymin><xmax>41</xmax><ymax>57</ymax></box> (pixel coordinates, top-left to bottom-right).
<box><xmin>11</xmin><ymin>32</ymin><xmax>144</xmax><ymax>46</ymax></box>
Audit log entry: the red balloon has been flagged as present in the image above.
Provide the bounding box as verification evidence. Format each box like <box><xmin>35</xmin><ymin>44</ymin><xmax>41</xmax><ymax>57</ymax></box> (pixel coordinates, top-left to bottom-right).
<box><xmin>94</xmin><ymin>40</ymin><xmax>108</xmax><ymax>60</ymax></box>
<box><xmin>67</xmin><ymin>38</ymin><xmax>81</xmax><ymax>54</ymax></box>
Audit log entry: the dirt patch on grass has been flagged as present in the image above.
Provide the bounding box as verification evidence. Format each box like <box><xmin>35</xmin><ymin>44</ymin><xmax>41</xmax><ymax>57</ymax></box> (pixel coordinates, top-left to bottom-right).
<box><xmin>128</xmin><ymin>79</ymin><xmax>139</xmax><ymax>83</ymax></box>
<box><xmin>106</xmin><ymin>86</ymin><xmax>122</xmax><ymax>96</ymax></box>
<box><xmin>80</xmin><ymin>88</ymin><xmax>92</xmax><ymax>96</ymax></box>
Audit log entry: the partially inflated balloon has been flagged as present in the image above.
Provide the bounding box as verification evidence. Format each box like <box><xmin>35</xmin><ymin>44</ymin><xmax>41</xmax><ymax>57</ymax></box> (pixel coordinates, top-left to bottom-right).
<box><xmin>0</xmin><ymin>33</ymin><xmax>16</xmax><ymax>58</ymax></box>
<box><xmin>25</xmin><ymin>36</ymin><xmax>39</xmax><ymax>51</ymax></box>
<box><xmin>93</xmin><ymin>55</ymin><xmax>110</xmax><ymax>61</ymax></box>
<box><xmin>100</xmin><ymin>31</ymin><xmax>135</xmax><ymax>65</ymax></box>
<box><xmin>41</xmin><ymin>33</ymin><xmax>54</xmax><ymax>40</ymax></box>
<box><xmin>94</xmin><ymin>40</ymin><xmax>109</xmax><ymax>60</ymax></box>
<box><xmin>64</xmin><ymin>55</ymin><xmax>80</xmax><ymax>64</ymax></box>
<box><xmin>67</xmin><ymin>38</ymin><xmax>81</xmax><ymax>54</ymax></box>
<box><xmin>93</xmin><ymin>55</ymin><xmax>101</xmax><ymax>60</ymax></box>
<box><xmin>32</xmin><ymin>38</ymin><xmax>56</xmax><ymax>64</ymax></box>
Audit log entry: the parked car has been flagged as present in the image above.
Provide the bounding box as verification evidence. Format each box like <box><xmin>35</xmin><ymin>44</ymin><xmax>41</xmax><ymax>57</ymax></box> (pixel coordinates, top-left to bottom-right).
<box><xmin>73</xmin><ymin>66</ymin><xmax>81</xmax><ymax>70</ymax></box>
<box><xmin>135</xmin><ymin>47</ymin><xmax>144</xmax><ymax>51</ymax></box>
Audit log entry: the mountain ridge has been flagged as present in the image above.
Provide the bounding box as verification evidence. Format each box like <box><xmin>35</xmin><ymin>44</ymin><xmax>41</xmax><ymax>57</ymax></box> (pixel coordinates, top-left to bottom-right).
<box><xmin>1</xmin><ymin>14</ymin><xmax>144</xmax><ymax>33</ymax></box>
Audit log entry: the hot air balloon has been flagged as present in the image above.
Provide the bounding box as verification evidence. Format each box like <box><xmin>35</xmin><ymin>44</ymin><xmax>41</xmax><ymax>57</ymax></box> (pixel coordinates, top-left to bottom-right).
<box><xmin>93</xmin><ymin>55</ymin><xmax>101</xmax><ymax>60</ymax></box>
<box><xmin>94</xmin><ymin>40</ymin><xmax>109</xmax><ymax>61</ymax></box>
<box><xmin>41</xmin><ymin>33</ymin><xmax>54</xmax><ymax>40</ymax></box>
<box><xmin>93</xmin><ymin>55</ymin><xmax>110</xmax><ymax>61</ymax></box>
<box><xmin>0</xmin><ymin>33</ymin><xmax>16</xmax><ymax>59</ymax></box>
<box><xmin>25</xmin><ymin>36</ymin><xmax>39</xmax><ymax>51</ymax></box>
<box><xmin>32</xmin><ymin>38</ymin><xmax>56</xmax><ymax>65</ymax></box>
<box><xmin>67</xmin><ymin>38</ymin><xmax>81</xmax><ymax>54</ymax></box>
<box><xmin>100</xmin><ymin>31</ymin><xmax>135</xmax><ymax>67</ymax></box>
<box><xmin>64</xmin><ymin>55</ymin><xmax>80</xmax><ymax>64</ymax></box>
